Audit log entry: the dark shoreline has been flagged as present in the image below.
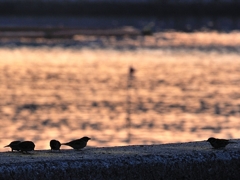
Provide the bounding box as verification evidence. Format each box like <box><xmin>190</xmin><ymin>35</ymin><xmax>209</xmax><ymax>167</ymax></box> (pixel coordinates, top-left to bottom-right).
<box><xmin>1</xmin><ymin>2</ymin><xmax>240</xmax><ymax>17</ymax></box>
<box><xmin>0</xmin><ymin>142</ymin><xmax>240</xmax><ymax>180</ymax></box>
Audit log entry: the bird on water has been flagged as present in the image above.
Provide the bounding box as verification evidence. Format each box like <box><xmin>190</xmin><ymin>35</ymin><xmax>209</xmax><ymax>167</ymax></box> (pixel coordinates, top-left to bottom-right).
<box><xmin>61</xmin><ymin>136</ymin><xmax>91</xmax><ymax>150</ymax></box>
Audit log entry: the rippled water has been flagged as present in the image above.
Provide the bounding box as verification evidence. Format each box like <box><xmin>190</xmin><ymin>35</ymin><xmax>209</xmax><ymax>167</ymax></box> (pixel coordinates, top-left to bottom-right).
<box><xmin>1</xmin><ymin>32</ymin><xmax>240</xmax><ymax>151</ymax></box>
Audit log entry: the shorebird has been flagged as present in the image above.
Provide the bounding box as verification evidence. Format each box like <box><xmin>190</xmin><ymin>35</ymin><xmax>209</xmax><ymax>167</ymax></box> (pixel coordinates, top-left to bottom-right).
<box><xmin>50</xmin><ymin>139</ymin><xmax>61</xmax><ymax>151</ymax></box>
<box><xmin>207</xmin><ymin>137</ymin><xmax>237</xmax><ymax>149</ymax></box>
<box><xmin>4</xmin><ymin>141</ymin><xmax>21</xmax><ymax>152</ymax></box>
<box><xmin>61</xmin><ymin>136</ymin><xmax>90</xmax><ymax>150</ymax></box>
<box><xmin>18</xmin><ymin>141</ymin><xmax>35</xmax><ymax>153</ymax></box>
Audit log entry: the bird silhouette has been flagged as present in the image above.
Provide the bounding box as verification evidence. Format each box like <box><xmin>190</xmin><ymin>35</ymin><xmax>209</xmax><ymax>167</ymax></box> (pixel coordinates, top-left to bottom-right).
<box><xmin>61</xmin><ymin>136</ymin><xmax>90</xmax><ymax>150</ymax></box>
<box><xmin>129</xmin><ymin>66</ymin><xmax>135</xmax><ymax>76</ymax></box>
<box><xmin>4</xmin><ymin>141</ymin><xmax>21</xmax><ymax>152</ymax></box>
<box><xmin>50</xmin><ymin>139</ymin><xmax>61</xmax><ymax>151</ymax></box>
<box><xmin>18</xmin><ymin>141</ymin><xmax>35</xmax><ymax>153</ymax></box>
<box><xmin>207</xmin><ymin>137</ymin><xmax>237</xmax><ymax>149</ymax></box>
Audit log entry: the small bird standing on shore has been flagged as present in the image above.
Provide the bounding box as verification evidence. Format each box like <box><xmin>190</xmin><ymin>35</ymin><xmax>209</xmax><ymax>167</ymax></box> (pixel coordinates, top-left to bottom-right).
<box><xmin>61</xmin><ymin>136</ymin><xmax>91</xmax><ymax>150</ymax></box>
<box><xmin>4</xmin><ymin>141</ymin><xmax>21</xmax><ymax>152</ymax></box>
<box><xmin>50</xmin><ymin>139</ymin><xmax>61</xmax><ymax>151</ymax></box>
<box><xmin>18</xmin><ymin>141</ymin><xmax>35</xmax><ymax>153</ymax></box>
<box><xmin>207</xmin><ymin>137</ymin><xmax>237</xmax><ymax>149</ymax></box>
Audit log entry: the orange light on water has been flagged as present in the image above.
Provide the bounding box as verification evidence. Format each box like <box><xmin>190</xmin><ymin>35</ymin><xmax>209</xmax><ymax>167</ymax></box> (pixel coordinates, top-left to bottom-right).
<box><xmin>1</xmin><ymin>32</ymin><xmax>240</xmax><ymax>151</ymax></box>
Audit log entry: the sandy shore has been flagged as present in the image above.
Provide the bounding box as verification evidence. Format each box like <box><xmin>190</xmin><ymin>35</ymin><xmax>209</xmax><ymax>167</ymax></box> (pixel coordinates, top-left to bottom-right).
<box><xmin>1</xmin><ymin>140</ymin><xmax>240</xmax><ymax>179</ymax></box>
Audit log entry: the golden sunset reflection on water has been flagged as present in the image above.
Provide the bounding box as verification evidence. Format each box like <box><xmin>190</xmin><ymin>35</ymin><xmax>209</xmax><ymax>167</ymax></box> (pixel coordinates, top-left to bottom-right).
<box><xmin>1</xmin><ymin>32</ymin><xmax>240</xmax><ymax>151</ymax></box>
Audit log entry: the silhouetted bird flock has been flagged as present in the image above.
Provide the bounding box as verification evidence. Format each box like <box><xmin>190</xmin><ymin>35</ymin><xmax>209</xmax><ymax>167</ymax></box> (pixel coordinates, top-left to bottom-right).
<box><xmin>4</xmin><ymin>136</ymin><xmax>91</xmax><ymax>153</ymax></box>
<box><xmin>3</xmin><ymin>136</ymin><xmax>237</xmax><ymax>154</ymax></box>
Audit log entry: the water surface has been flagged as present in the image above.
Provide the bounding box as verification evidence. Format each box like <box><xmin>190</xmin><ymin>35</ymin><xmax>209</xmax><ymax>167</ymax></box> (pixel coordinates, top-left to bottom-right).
<box><xmin>1</xmin><ymin>32</ymin><xmax>240</xmax><ymax>151</ymax></box>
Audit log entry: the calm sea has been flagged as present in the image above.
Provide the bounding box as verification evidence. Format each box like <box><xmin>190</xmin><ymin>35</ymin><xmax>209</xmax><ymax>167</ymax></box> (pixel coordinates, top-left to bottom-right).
<box><xmin>1</xmin><ymin>31</ymin><xmax>240</xmax><ymax>151</ymax></box>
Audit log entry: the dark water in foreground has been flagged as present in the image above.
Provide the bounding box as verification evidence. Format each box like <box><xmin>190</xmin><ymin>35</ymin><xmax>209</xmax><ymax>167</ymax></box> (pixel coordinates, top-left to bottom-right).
<box><xmin>0</xmin><ymin>16</ymin><xmax>240</xmax><ymax>32</ymax></box>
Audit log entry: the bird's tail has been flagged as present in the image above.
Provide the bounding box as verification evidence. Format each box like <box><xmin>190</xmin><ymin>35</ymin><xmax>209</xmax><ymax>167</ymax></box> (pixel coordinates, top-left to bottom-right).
<box><xmin>4</xmin><ymin>145</ymin><xmax>10</xmax><ymax>148</ymax></box>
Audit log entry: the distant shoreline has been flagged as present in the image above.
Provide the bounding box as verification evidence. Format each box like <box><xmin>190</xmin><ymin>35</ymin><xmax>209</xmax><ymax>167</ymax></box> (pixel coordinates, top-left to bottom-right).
<box><xmin>1</xmin><ymin>2</ymin><xmax>240</xmax><ymax>16</ymax></box>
